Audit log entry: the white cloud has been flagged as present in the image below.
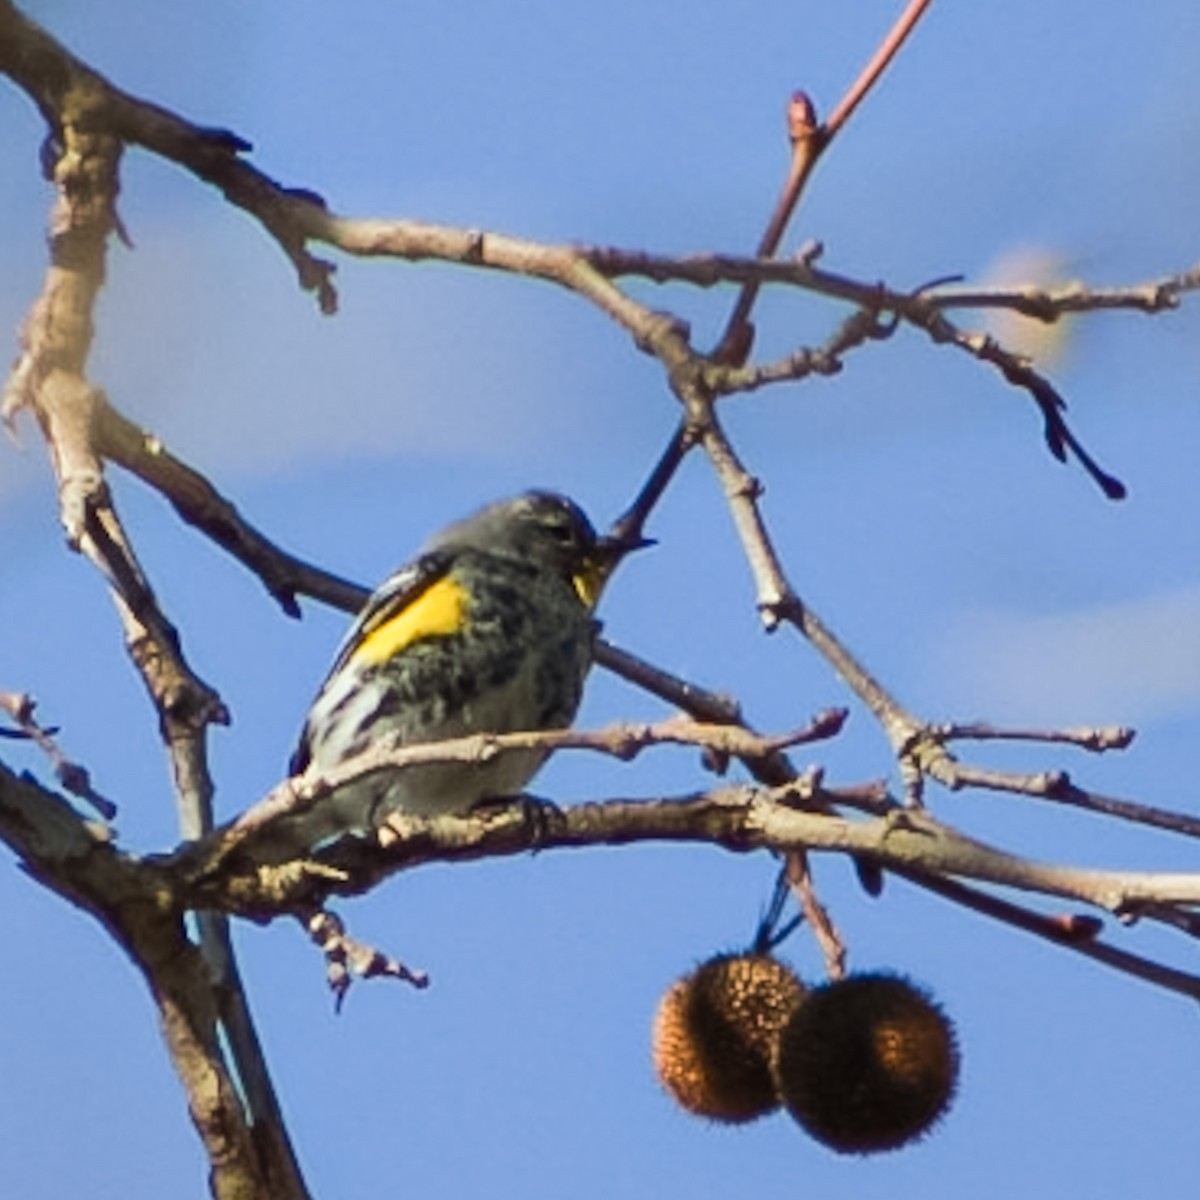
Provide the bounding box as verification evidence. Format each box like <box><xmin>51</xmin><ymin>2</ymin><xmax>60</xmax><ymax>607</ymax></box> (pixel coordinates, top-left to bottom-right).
<box><xmin>933</xmin><ymin>586</ymin><xmax>1200</xmax><ymax>725</ymax></box>
<box><xmin>84</xmin><ymin>217</ymin><xmax>616</xmax><ymax>484</ymax></box>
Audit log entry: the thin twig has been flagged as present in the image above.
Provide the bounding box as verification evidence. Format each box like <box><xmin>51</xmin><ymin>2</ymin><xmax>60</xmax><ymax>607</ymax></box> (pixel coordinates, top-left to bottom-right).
<box><xmin>0</xmin><ymin>13</ymin><xmax>309</xmax><ymax>1192</ymax></box>
<box><xmin>303</xmin><ymin>908</ymin><xmax>429</xmax><ymax>1009</ymax></box>
<box><xmin>785</xmin><ymin>850</ymin><xmax>847</xmax><ymax>980</ymax></box>
<box><xmin>697</xmin><ymin>408</ymin><xmax>924</xmax><ymax>749</ymax></box>
<box><xmin>708</xmin><ymin>304</ymin><xmax>892</xmax><ymax>396</ymax></box>
<box><xmin>935</xmin><ymin>720</ymin><xmax>1135</xmax><ymax>752</ymax></box>
<box><xmin>939</xmin><ymin>762</ymin><xmax>1200</xmax><ymax>842</ymax></box>
<box><xmin>97</xmin><ymin>398</ymin><xmax>367</xmax><ymax>617</ymax></box>
<box><xmin>159</xmin><ymin>775</ymin><xmax>1200</xmax><ymax>1010</ymax></box>
<box><xmin>902</xmin><ymin>300</ymin><xmax>1126</xmax><ymax>498</ymax></box>
<box><xmin>0</xmin><ymin>757</ymin><xmax>278</xmax><ymax>1198</ymax></box>
<box><xmin>608</xmin><ymin>421</ymin><xmax>695</xmax><ymax>548</ymax></box>
<box><xmin>594</xmin><ymin>640</ymin><xmax>745</xmax><ymax>725</ymax></box>
<box><xmin>823</xmin><ymin>0</ymin><xmax>937</xmax><ymax>139</ymax></box>
<box><xmin>714</xmin><ymin>0</ymin><xmax>936</xmax><ymax>361</ymax></box>
<box><xmin>192</xmin><ymin>715</ymin><xmax>846</xmax><ymax>877</ymax></box>
<box><xmin>930</xmin><ymin>277</ymin><xmax>1188</xmax><ymax>318</ymax></box>
<box><xmin>891</xmin><ymin>866</ymin><xmax>1200</xmax><ymax>1003</ymax></box>
<box><xmin>714</xmin><ymin>92</ymin><xmax>822</xmax><ymax>363</ymax></box>
<box><xmin>0</xmin><ymin>689</ymin><xmax>116</xmax><ymax>818</ymax></box>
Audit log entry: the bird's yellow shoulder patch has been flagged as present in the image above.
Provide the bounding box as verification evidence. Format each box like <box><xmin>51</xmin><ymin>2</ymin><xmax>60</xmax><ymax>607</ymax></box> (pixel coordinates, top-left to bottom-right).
<box><xmin>351</xmin><ymin>574</ymin><xmax>468</xmax><ymax>667</ymax></box>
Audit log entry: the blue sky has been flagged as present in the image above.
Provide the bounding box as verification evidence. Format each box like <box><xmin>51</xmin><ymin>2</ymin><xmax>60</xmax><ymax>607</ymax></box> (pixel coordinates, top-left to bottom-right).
<box><xmin>2</xmin><ymin>3</ymin><xmax>1198</xmax><ymax>1197</ymax></box>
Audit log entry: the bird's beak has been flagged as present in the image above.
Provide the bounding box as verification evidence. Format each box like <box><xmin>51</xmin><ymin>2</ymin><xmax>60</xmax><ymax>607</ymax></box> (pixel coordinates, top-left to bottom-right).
<box><xmin>573</xmin><ymin>534</ymin><xmax>655</xmax><ymax>608</ymax></box>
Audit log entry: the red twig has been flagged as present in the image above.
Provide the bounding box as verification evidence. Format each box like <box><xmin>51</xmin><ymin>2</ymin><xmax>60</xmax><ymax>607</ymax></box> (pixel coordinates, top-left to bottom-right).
<box><xmin>715</xmin><ymin>0</ymin><xmax>937</xmax><ymax>361</ymax></box>
<box><xmin>823</xmin><ymin>0</ymin><xmax>937</xmax><ymax>139</ymax></box>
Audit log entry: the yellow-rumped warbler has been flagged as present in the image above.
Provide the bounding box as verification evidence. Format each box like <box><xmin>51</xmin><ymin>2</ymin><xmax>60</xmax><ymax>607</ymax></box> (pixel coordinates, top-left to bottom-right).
<box><xmin>276</xmin><ymin>491</ymin><xmax>634</xmax><ymax>855</ymax></box>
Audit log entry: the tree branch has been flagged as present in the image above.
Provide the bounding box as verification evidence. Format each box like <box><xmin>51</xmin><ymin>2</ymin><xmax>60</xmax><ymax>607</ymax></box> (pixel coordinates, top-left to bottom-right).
<box><xmin>0</xmin><ymin>9</ymin><xmax>307</xmax><ymax>1191</ymax></box>
<box><xmin>0</xmin><ymin>761</ymin><xmax>283</xmax><ymax>1200</ymax></box>
<box><xmin>2</xmin><ymin>3</ymin><xmax>1197</xmax><ymax>1186</ymax></box>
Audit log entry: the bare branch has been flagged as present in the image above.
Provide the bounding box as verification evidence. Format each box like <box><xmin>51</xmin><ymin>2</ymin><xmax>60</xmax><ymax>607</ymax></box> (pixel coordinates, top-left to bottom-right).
<box><xmin>0</xmin><ymin>689</ymin><xmax>116</xmax><ymax>818</ymax></box>
<box><xmin>158</xmin><ymin>769</ymin><xmax>1200</xmax><ymax>991</ymax></box>
<box><xmin>709</xmin><ymin>303</ymin><xmax>891</xmax><ymax>396</ymax></box>
<box><xmin>303</xmin><ymin>907</ymin><xmax>430</xmax><ymax>1008</ymax></box>
<box><xmin>940</xmin><ymin>763</ymin><xmax>1200</xmax><ymax>841</ymax></box>
<box><xmin>891</xmin><ymin>867</ymin><xmax>1200</xmax><ymax>1004</ymax></box>
<box><xmin>935</xmin><ymin>720</ymin><xmax>1136</xmax><ymax>752</ymax></box>
<box><xmin>96</xmin><ymin>398</ymin><xmax>368</xmax><ymax>618</ymax></box>
<box><xmin>714</xmin><ymin>92</ymin><xmax>822</xmax><ymax>363</ymax></box>
<box><xmin>823</xmin><ymin>0</ymin><xmax>938</xmax><ymax>139</ymax></box>
<box><xmin>715</xmin><ymin>0</ymin><xmax>937</xmax><ymax>361</ymax></box>
<box><xmin>608</xmin><ymin>421</ymin><xmax>696</xmax><ymax>550</ymax></box>
<box><xmin>931</xmin><ymin>273</ymin><xmax>1194</xmax><ymax>318</ymax></box>
<box><xmin>594</xmin><ymin>640</ymin><xmax>745</xmax><ymax>726</ymax></box>
<box><xmin>0</xmin><ymin>11</ymin><xmax>305</xmax><ymax>1189</ymax></box>
<box><xmin>0</xmin><ymin>759</ymin><xmax>287</xmax><ymax>1200</ymax></box>
<box><xmin>186</xmin><ymin>716</ymin><xmax>846</xmax><ymax>881</ymax></box>
<box><xmin>696</xmin><ymin>408</ymin><xmax>924</xmax><ymax>752</ymax></box>
<box><xmin>901</xmin><ymin>300</ymin><xmax>1126</xmax><ymax>498</ymax></box>
<box><xmin>785</xmin><ymin>850</ymin><xmax>848</xmax><ymax>980</ymax></box>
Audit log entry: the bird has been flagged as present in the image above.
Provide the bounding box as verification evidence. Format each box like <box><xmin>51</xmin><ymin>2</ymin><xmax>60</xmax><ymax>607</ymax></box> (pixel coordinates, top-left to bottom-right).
<box><xmin>270</xmin><ymin>490</ymin><xmax>636</xmax><ymax>857</ymax></box>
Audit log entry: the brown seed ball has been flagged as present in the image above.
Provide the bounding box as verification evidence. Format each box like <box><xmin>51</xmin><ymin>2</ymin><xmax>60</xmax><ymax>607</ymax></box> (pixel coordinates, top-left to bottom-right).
<box><xmin>775</xmin><ymin>972</ymin><xmax>959</xmax><ymax>1154</ymax></box>
<box><xmin>652</xmin><ymin>953</ymin><xmax>807</xmax><ymax>1124</ymax></box>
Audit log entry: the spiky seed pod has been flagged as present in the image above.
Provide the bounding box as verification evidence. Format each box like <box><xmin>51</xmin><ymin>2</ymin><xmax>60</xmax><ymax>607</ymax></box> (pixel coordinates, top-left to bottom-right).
<box><xmin>775</xmin><ymin>972</ymin><xmax>959</xmax><ymax>1154</ymax></box>
<box><xmin>652</xmin><ymin>952</ymin><xmax>807</xmax><ymax>1123</ymax></box>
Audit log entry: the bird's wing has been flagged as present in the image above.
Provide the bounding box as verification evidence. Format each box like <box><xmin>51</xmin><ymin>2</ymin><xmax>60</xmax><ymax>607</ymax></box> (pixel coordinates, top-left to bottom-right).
<box><xmin>289</xmin><ymin>549</ymin><xmax>456</xmax><ymax>776</ymax></box>
<box><xmin>327</xmin><ymin>549</ymin><xmax>459</xmax><ymax>676</ymax></box>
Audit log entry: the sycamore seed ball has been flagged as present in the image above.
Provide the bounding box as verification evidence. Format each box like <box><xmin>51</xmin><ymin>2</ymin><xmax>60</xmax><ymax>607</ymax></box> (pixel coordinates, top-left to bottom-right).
<box><xmin>775</xmin><ymin>971</ymin><xmax>960</xmax><ymax>1154</ymax></box>
<box><xmin>652</xmin><ymin>952</ymin><xmax>807</xmax><ymax>1124</ymax></box>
